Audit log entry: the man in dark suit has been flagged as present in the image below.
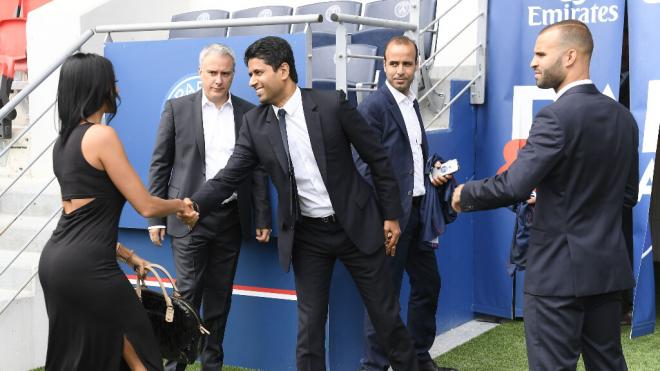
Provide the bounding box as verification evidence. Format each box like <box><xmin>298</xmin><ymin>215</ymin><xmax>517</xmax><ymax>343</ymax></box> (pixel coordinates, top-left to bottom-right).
<box><xmin>356</xmin><ymin>36</ymin><xmax>456</xmax><ymax>371</ymax></box>
<box><xmin>148</xmin><ymin>43</ymin><xmax>271</xmax><ymax>371</ymax></box>
<box><xmin>452</xmin><ymin>20</ymin><xmax>638</xmax><ymax>370</ymax></box>
<box><xmin>182</xmin><ymin>36</ymin><xmax>419</xmax><ymax>371</ymax></box>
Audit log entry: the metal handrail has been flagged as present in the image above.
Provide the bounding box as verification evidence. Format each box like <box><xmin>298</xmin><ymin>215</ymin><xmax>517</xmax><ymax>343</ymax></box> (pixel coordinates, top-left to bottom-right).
<box><xmin>0</xmin><ymin>29</ymin><xmax>94</xmax><ymax>123</ymax></box>
<box><xmin>0</xmin><ymin>176</ymin><xmax>56</xmax><ymax>237</ymax></box>
<box><xmin>0</xmin><ymin>206</ymin><xmax>61</xmax><ymax>319</ymax></box>
<box><xmin>0</xmin><ymin>100</ymin><xmax>56</xmax><ymax>160</ymax></box>
<box><xmin>0</xmin><ymin>206</ymin><xmax>60</xmax><ymax>278</ymax></box>
<box><xmin>425</xmin><ymin>72</ymin><xmax>482</xmax><ymax>128</ymax></box>
<box><xmin>421</xmin><ymin>12</ymin><xmax>483</xmax><ymax>69</ymax></box>
<box><xmin>96</xmin><ymin>14</ymin><xmax>322</xmax><ymax>33</ymax></box>
<box><xmin>330</xmin><ymin>13</ymin><xmax>417</xmax><ymax>31</ymax></box>
<box><xmin>347</xmin><ymin>53</ymin><xmax>384</xmax><ymax>61</ymax></box>
<box><xmin>419</xmin><ymin>44</ymin><xmax>481</xmax><ymax>103</ymax></box>
<box><xmin>0</xmin><ymin>138</ymin><xmax>55</xmax><ymax>200</ymax></box>
<box><xmin>0</xmin><ymin>270</ymin><xmax>38</xmax><ymax>318</ymax></box>
<box><xmin>420</xmin><ymin>0</ymin><xmax>464</xmax><ymax>34</ymax></box>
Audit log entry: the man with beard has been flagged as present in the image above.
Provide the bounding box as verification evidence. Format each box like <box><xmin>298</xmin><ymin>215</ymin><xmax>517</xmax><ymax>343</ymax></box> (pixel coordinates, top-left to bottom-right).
<box><xmin>452</xmin><ymin>20</ymin><xmax>638</xmax><ymax>370</ymax></box>
<box><xmin>355</xmin><ymin>36</ymin><xmax>456</xmax><ymax>371</ymax></box>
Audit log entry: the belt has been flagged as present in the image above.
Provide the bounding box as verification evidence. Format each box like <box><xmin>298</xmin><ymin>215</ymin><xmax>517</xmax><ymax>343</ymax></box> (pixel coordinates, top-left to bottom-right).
<box><xmin>302</xmin><ymin>214</ymin><xmax>337</xmax><ymax>224</ymax></box>
<box><xmin>412</xmin><ymin>196</ymin><xmax>423</xmax><ymax>207</ymax></box>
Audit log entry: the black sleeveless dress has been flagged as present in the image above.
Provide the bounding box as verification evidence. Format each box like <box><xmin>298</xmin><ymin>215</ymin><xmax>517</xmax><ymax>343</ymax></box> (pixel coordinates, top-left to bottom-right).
<box><xmin>38</xmin><ymin>123</ymin><xmax>163</xmax><ymax>370</ymax></box>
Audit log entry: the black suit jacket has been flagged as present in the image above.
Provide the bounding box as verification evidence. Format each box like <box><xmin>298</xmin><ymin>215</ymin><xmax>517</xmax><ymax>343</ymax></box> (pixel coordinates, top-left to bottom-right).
<box><xmin>192</xmin><ymin>89</ymin><xmax>403</xmax><ymax>271</ymax></box>
<box><xmin>460</xmin><ymin>84</ymin><xmax>639</xmax><ymax>297</ymax></box>
<box><xmin>355</xmin><ymin>83</ymin><xmax>429</xmax><ymax>230</ymax></box>
<box><xmin>148</xmin><ymin>90</ymin><xmax>271</xmax><ymax>238</ymax></box>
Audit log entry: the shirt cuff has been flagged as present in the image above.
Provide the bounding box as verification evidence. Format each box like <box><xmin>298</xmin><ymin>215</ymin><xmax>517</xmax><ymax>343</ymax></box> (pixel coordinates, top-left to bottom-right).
<box><xmin>148</xmin><ymin>225</ymin><xmax>166</xmax><ymax>230</ymax></box>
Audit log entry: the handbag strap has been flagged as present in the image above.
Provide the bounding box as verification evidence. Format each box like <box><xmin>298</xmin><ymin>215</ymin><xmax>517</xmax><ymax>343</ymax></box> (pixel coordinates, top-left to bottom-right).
<box><xmin>146</xmin><ymin>263</ymin><xmax>181</xmax><ymax>296</ymax></box>
<box><xmin>136</xmin><ymin>265</ymin><xmax>175</xmax><ymax>323</ymax></box>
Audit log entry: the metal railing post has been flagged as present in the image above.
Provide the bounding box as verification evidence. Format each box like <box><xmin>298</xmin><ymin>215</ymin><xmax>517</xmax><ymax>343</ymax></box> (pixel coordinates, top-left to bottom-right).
<box><xmin>305</xmin><ymin>23</ymin><xmax>313</xmax><ymax>89</ymax></box>
<box><xmin>472</xmin><ymin>0</ymin><xmax>488</xmax><ymax>104</ymax></box>
<box><xmin>335</xmin><ymin>23</ymin><xmax>348</xmax><ymax>93</ymax></box>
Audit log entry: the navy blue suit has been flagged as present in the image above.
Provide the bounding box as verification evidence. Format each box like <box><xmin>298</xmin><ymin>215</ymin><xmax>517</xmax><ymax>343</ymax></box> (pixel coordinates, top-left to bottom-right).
<box><xmin>356</xmin><ymin>83</ymin><xmax>442</xmax><ymax>371</ymax></box>
<box><xmin>460</xmin><ymin>84</ymin><xmax>638</xmax><ymax>370</ymax></box>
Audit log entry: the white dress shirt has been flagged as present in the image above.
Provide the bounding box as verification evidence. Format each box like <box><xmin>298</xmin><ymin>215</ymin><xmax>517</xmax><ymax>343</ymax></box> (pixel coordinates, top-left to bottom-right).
<box><xmin>556</xmin><ymin>79</ymin><xmax>593</xmax><ymax>99</ymax></box>
<box><xmin>272</xmin><ymin>87</ymin><xmax>335</xmax><ymax>218</ymax></box>
<box><xmin>202</xmin><ymin>92</ymin><xmax>237</xmax><ymax>204</ymax></box>
<box><xmin>385</xmin><ymin>81</ymin><xmax>425</xmax><ymax>197</ymax></box>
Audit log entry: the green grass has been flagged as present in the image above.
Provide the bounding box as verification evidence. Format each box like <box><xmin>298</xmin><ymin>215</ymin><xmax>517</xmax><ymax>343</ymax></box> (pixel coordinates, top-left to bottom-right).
<box><xmin>433</xmin><ymin>318</ymin><xmax>660</xmax><ymax>371</ymax></box>
<box><xmin>31</xmin><ymin>322</ymin><xmax>659</xmax><ymax>371</ymax></box>
<box><xmin>30</xmin><ymin>323</ymin><xmax>660</xmax><ymax>371</ymax></box>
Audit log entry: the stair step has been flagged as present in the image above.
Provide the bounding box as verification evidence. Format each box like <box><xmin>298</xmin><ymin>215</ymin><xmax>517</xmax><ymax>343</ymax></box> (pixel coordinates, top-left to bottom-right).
<box><xmin>0</xmin><ymin>185</ymin><xmax>61</xmax><ymax>217</ymax></box>
<box><xmin>0</xmin><ymin>286</ymin><xmax>34</xmax><ymax>309</ymax></box>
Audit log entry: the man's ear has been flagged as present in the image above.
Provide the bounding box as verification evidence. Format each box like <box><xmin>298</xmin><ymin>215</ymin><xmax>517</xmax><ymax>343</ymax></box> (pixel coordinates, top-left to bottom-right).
<box><xmin>279</xmin><ymin>62</ymin><xmax>290</xmax><ymax>80</ymax></box>
<box><xmin>564</xmin><ymin>48</ymin><xmax>577</xmax><ymax>68</ymax></box>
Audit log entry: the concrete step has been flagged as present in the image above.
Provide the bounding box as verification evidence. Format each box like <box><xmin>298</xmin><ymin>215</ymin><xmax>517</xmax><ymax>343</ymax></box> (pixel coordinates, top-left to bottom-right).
<box><xmin>0</xmin><ymin>286</ymin><xmax>34</xmax><ymax>310</ymax></box>
<box><xmin>0</xmin><ymin>180</ymin><xmax>60</xmax><ymax>217</ymax></box>
<box><xmin>0</xmin><ymin>277</ymin><xmax>48</xmax><ymax>371</ymax></box>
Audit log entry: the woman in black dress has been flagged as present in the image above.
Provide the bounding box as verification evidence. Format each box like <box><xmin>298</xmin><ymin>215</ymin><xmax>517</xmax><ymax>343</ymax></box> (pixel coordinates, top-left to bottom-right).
<box><xmin>38</xmin><ymin>53</ymin><xmax>194</xmax><ymax>370</ymax></box>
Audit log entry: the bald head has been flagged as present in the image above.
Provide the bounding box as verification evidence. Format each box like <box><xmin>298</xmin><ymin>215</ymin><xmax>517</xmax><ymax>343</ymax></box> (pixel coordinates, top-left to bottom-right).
<box><xmin>540</xmin><ymin>20</ymin><xmax>593</xmax><ymax>60</ymax></box>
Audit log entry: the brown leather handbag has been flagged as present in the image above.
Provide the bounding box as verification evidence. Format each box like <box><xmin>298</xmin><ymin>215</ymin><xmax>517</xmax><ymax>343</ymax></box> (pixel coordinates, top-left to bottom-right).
<box><xmin>135</xmin><ymin>264</ymin><xmax>210</xmax><ymax>364</ymax></box>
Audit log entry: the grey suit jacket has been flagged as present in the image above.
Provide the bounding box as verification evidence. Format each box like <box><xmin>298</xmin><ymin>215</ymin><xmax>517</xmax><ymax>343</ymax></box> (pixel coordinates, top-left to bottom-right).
<box><xmin>460</xmin><ymin>84</ymin><xmax>638</xmax><ymax>297</ymax></box>
<box><xmin>148</xmin><ymin>90</ymin><xmax>271</xmax><ymax>238</ymax></box>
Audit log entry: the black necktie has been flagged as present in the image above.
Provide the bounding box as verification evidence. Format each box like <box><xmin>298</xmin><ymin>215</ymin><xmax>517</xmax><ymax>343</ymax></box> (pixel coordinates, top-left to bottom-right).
<box><xmin>277</xmin><ymin>109</ymin><xmax>300</xmax><ymax>223</ymax></box>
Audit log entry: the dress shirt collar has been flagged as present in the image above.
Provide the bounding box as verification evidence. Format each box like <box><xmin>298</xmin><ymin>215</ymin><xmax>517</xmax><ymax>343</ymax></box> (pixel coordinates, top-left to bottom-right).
<box><xmin>272</xmin><ymin>87</ymin><xmax>302</xmax><ymax>117</ymax></box>
<box><xmin>386</xmin><ymin>80</ymin><xmax>416</xmax><ymax>105</ymax></box>
<box><xmin>201</xmin><ymin>91</ymin><xmax>233</xmax><ymax>110</ymax></box>
<box><xmin>555</xmin><ymin>79</ymin><xmax>592</xmax><ymax>99</ymax></box>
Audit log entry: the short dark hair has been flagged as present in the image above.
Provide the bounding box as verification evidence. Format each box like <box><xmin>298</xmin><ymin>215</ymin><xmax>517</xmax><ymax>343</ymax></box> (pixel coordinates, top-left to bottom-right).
<box><xmin>383</xmin><ymin>36</ymin><xmax>419</xmax><ymax>62</ymax></box>
<box><xmin>540</xmin><ymin>19</ymin><xmax>594</xmax><ymax>57</ymax></box>
<box><xmin>244</xmin><ymin>36</ymin><xmax>298</xmax><ymax>83</ymax></box>
<box><xmin>57</xmin><ymin>53</ymin><xmax>119</xmax><ymax>142</ymax></box>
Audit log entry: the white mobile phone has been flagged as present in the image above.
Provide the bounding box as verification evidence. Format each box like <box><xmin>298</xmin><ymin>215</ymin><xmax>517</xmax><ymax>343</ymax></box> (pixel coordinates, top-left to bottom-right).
<box><xmin>432</xmin><ymin>159</ymin><xmax>460</xmax><ymax>177</ymax></box>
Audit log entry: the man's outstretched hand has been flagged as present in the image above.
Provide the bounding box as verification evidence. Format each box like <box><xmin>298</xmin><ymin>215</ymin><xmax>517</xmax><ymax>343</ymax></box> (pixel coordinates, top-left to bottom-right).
<box><xmin>451</xmin><ymin>184</ymin><xmax>464</xmax><ymax>212</ymax></box>
<box><xmin>177</xmin><ymin>198</ymin><xmax>199</xmax><ymax>230</ymax></box>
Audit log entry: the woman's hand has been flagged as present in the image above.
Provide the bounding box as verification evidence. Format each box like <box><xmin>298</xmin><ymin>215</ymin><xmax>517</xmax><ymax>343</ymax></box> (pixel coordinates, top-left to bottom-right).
<box><xmin>129</xmin><ymin>254</ymin><xmax>150</xmax><ymax>280</ymax></box>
